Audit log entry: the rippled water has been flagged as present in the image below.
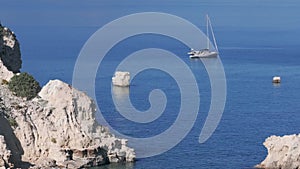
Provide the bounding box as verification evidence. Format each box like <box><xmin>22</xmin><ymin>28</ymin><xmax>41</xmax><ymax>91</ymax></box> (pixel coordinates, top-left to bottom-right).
<box><xmin>90</xmin><ymin>28</ymin><xmax>300</xmax><ymax>169</ymax></box>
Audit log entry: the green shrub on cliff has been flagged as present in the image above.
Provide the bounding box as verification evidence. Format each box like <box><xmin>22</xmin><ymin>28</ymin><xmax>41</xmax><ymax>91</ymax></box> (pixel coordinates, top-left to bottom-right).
<box><xmin>8</xmin><ymin>117</ymin><xmax>18</xmax><ymax>128</ymax></box>
<box><xmin>8</xmin><ymin>72</ymin><xmax>41</xmax><ymax>100</ymax></box>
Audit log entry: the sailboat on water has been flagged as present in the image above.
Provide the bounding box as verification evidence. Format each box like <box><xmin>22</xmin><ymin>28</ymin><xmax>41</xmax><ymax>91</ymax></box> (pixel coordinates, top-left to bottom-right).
<box><xmin>188</xmin><ymin>15</ymin><xmax>219</xmax><ymax>58</ymax></box>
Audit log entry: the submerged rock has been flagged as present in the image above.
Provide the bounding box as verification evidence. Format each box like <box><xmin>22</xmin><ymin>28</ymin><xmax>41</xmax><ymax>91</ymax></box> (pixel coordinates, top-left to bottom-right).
<box><xmin>256</xmin><ymin>134</ymin><xmax>300</xmax><ymax>169</ymax></box>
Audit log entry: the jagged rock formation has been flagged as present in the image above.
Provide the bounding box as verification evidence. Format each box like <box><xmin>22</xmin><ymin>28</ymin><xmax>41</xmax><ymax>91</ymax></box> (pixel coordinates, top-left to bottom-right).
<box><xmin>112</xmin><ymin>71</ymin><xmax>130</xmax><ymax>87</ymax></box>
<box><xmin>0</xmin><ymin>79</ymin><xmax>135</xmax><ymax>168</ymax></box>
<box><xmin>0</xmin><ymin>24</ymin><xmax>22</xmax><ymax>73</ymax></box>
<box><xmin>0</xmin><ymin>91</ymin><xmax>25</xmax><ymax>169</ymax></box>
<box><xmin>0</xmin><ymin>24</ymin><xmax>135</xmax><ymax>168</ymax></box>
<box><xmin>256</xmin><ymin>134</ymin><xmax>300</xmax><ymax>169</ymax></box>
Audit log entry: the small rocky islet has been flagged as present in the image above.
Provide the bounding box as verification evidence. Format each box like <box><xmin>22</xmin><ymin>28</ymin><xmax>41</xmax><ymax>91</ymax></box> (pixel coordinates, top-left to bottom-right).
<box><xmin>0</xmin><ymin>24</ymin><xmax>135</xmax><ymax>168</ymax></box>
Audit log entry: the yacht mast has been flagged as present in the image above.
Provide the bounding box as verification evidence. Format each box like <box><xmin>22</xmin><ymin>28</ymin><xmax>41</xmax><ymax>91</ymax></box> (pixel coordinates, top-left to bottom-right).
<box><xmin>208</xmin><ymin>15</ymin><xmax>219</xmax><ymax>52</ymax></box>
<box><xmin>206</xmin><ymin>14</ymin><xmax>209</xmax><ymax>49</ymax></box>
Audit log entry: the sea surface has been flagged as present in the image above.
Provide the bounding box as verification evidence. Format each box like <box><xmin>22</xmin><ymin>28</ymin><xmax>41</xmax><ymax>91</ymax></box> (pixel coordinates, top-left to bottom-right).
<box><xmin>1</xmin><ymin>0</ymin><xmax>300</xmax><ymax>168</ymax></box>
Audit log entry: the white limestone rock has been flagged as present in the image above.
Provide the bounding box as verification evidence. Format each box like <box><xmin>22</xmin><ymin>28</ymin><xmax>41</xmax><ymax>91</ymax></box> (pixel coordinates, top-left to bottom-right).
<box><xmin>256</xmin><ymin>134</ymin><xmax>300</xmax><ymax>169</ymax></box>
<box><xmin>0</xmin><ymin>59</ymin><xmax>13</xmax><ymax>81</ymax></box>
<box><xmin>0</xmin><ymin>135</ymin><xmax>11</xmax><ymax>168</ymax></box>
<box><xmin>112</xmin><ymin>71</ymin><xmax>130</xmax><ymax>87</ymax></box>
<box><xmin>0</xmin><ymin>78</ymin><xmax>135</xmax><ymax>168</ymax></box>
<box><xmin>0</xmin><ymin>79</ymin><xmax>135</xmax><ymax>167</ymax></box>
<box><xmin>39</xmin><ymin>80</ymin><xmax>135</xmax><ymax>163</ymax></box>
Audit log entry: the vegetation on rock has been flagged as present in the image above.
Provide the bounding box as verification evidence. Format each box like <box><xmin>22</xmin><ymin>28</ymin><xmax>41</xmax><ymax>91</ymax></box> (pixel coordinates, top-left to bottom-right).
<box><xmin>8</xmin><ymin>72</ymin><xmax>41</xmax><ymax>100</ymax></box>
<box><xmin>51</xmin><ymin>138</ymin><xmax>57</xmax><ymax>144</ymax></box>
<box><xmin>8</xmin><ymin>117</ymin><xmax>18</xmax><ymax>128</ymax></box>
<box><xmin>1</xmin><ymin>79</ymin><xmax>8</xmax><ymax>85</ymax></box>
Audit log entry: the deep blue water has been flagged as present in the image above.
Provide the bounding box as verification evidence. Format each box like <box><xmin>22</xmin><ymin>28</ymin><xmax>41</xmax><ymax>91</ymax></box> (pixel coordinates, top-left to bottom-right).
<box><xmin>91</xmin><ymin>28</ymin><xmax>300</xmax><ymax>169</ymax></box>
<box><xmin>1</xmin><ymin>0</ymin><xmax>300</xmax><ymax>168</ymax></box>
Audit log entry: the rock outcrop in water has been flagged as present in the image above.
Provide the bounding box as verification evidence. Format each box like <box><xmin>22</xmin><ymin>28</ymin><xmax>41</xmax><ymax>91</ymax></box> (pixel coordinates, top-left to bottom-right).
<box><xmin>112</xmin><ymin>71</ymin><xmax>130</xmax><ymax>87</ymax></box>
<box><xmin>256</xmin><ymin>134</ymin><xmax>300</xmax><ymax>169</ymax></box>
<box><xmin>0</xmin><ymin>24</ymin><xmax>135</xmax><ymax>168</ymax></box>
<box><xmin>0</xmin><ymin>24</ymin><xmax>22</xmax><ymax>73</ymax></box>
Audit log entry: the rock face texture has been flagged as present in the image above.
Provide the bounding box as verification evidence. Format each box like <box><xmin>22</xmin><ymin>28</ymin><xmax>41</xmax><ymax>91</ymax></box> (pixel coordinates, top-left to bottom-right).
<box><xmin>0</xmin><ymin>135</ymin><xmax>12</xmax><ymax>168</ymax></box>
<box><xmin>256</xmin><ymin>134</ymin><xmax>300</xmax><ymax>169</ymax></box>
<box><xmin>0</xmin><ymin>25</ymin><xmax>22</xmax><ymax>73</ymax></box>
<box><xmin>112</xmin><ymin>71</ymin><xmax>130</xmax><ymax>87</ymax></box>
<box><xmin>0</xmin><ymin>59</ymin><xmax>13</xmax><ymax>81</ymax></box>
<box><xmin>0</xmin><ymin>79</ymin><xmax>135</xmax><ymax>168</ymax></box>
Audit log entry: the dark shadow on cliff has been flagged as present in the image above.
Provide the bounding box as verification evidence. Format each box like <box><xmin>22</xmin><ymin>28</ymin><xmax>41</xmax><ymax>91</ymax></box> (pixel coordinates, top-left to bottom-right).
<box><xmin>0</xmin><ymin>25</ymin><xmax>22</xmax><ymax>73</ymax></box>
<box><xmin>0</xmin><ymin>113</ymin><xmax>32</xmax><ymax>168</ymax></box>
<box><xmin>0</xmin><ymin>45</ymin><xmax>22</xmax><ymax>73</ymax></box>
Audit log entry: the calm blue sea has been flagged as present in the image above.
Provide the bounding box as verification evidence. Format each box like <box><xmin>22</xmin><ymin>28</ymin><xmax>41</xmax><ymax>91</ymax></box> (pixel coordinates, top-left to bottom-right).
<box><xmin>1</xmin><ymin>0</ymin><xmax>300</xmax><ymax>168</ymax></box>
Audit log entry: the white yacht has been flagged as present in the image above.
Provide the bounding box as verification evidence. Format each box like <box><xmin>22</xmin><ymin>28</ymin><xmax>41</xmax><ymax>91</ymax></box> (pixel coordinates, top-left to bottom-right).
<box><xmin>189</xmin><ymin>15</ymin><xmax>219</xmax><ymax>58</ymax></box>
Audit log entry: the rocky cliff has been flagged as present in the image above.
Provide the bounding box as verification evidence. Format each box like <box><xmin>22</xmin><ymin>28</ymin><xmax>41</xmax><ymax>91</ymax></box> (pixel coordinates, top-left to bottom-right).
<box><xmin>0</xmin><ymin>24</ymin><xmax>135</xmax><ymax>168</ymax></box>
<box><xmin>256</xmin><ymin>134</ymin><xmax>300</xmax><ymax>169</ymax></box>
